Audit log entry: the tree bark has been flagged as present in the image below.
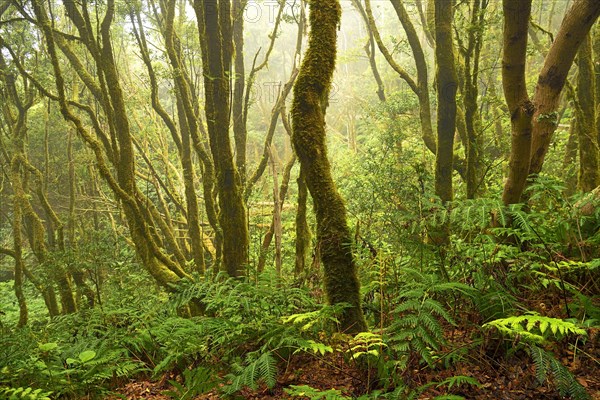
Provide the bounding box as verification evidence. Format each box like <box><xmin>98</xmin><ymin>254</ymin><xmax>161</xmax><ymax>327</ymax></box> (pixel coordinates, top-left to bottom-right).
<box><xmin>295</xmin><ymin>167</ymin><xmax>311</xmax><ymax>276</ymax></box>
<box><xmin>31</xmin><ymin>0</ymin><xmax>187</xmax><ymax>288</ymax></box>
<box><xmin>232</xmin><ymin>0</ymin><xmax>247</xmax><ymax>183</ymax></box>
<box><xmin>529</xmin><ymin>0</ymin><xmax>600</xmax><ymax>176</ymax></box>
<box><xmin>291</xmin><ymin>0</ymin><xmax>367</xmax><ymax>334</ymax></box>
<box><xmin>434</xmin><ymin>0</ymin><xmax>458</xmax><ymax>204</ymax></box>
<box><xmin>575</xmin><ymin>34</ymin><xmax>599</xmax><ymax>192</ymax></box>
<box><xmin>194</xmin><ymin>0</ymin><xmax>249</xmax><ymax>277</ymax></box>
<box><xmin>462</xmin><ymin>0</ymin><xmax>486</xmax><ymax>198</ymax></box>
<box><xmin>501</xmin><ymin>0</ymin><xmax>534</xmax><ymax>205</ymax></box>
<box><xmin>257</xmin><ymin>153</ymin><xmax>296</xmax><ymax>273</ymax></box>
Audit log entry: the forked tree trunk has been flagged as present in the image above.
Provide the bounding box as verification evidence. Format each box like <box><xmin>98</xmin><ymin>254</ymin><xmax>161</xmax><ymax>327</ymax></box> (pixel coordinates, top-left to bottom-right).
<box><xmin>291</xmin><ymin>0</ymin><xmax>367</xmax><ymax>334</ymax></box>
<box><xmin>502</xmin><ymin>0</ymin><xmax>600</xmax><ymax>204</ymax></box>
<box><xmin>501</xmin><ymin>0</ymin><xmax>534</xmax><ymax>206</ymax></box>
<box><xmin>193</xmin><ymin>0</ymin><xmax>249</xmax><ymax>277</ymax></box>
<box><xmin>529</xmin><ymin>0</ymin><xmax>600</xmax><ymax>177</ymax></box>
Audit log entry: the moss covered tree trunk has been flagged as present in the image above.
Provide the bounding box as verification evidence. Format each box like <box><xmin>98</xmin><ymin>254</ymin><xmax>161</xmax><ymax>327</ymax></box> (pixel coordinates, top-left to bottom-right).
<box><xmin>10</xmin><ymin>145</ymin><xmax>28</xmax><ymax>327</ymax></box>
<box><xmin>32</xmin><ymin>0</ymin><xmax>187</xmax><ymax>289</ymax></box>
<box><xmin>434</xmin><ymin>0</ymin><xmax>458</xmax><ymax>204</ymax></box>
<box><xmin>291</xmin><ymin>0</ymin><xmax>367</xmax><ymax>334</ymax></box>
<box><xmin>501</xmin><ymin>0</ymin><xmax>534</xmax><ymax>205</ymax></box>
<box><xmin>594</xmin><ymin>24</ymin><xmax>600</xmax><ymax>146</ymax></box>
<box><xmin>462</xmin><ymin>0</ymin><xmax>486</xmax><ymax>199</ymax></box>
<box><xmin>194</xmin><ymin>0</ymin><xmax>249</xmax><ymax>277</ymax></box>
<box><xmin>575</xmin><ymin>34</ymin><xmax>599</xmax><ymax>192</ymax></box>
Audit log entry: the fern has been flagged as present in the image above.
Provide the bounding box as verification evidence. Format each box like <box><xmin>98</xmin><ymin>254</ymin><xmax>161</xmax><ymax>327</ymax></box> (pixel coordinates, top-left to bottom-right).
<box><xmin>483</xmin><ymin>312</ymin><xmax>587</xmax><ymax>344</ymax></box>
<box><xmin>0</xmin><ymin>387</ymin><xmax>53</xmax><ymax>400</ymax></box>
<box><xmin>282</xmin><ymin>303</ymin><xmax>349</xmax><ymax>332</ymax></box>
<box><xmin>485</xmin><ymin>313</ymin><xmax>589</xmax><ymax>399</ymax></box>
<box><xmin>347</xmin><ymin>332</ymin><xmax>386</xmax><ymax>360</ymax></box>
<box><xmin>284</xmin><ymin>385</ymin><xmax>349</xmax><ymax>400</ymax></box>
<box><xmin>529</xmin><ymin>345</ymin><xmax>590</xmax><ymax>400</ymax></box>
<box><xmin>163</xmin><ymin>367</ymin><xmax>217</xmax><ymax>400</ymax></box>
<box><xmin>224</xmin><ymin>351</ymin><xmax>277</xmax><ymax>394</ymax></box>
<box><xmin>386</xmin><ymin>271</ymin><xmax>470</xmax><ymax>368</ymax></box>
<box><xmin>437</xmin><ymin>375</ymin><xmax>481</xmax><ymax>390</ymax></box>
<box><xmin>293</xmin><ymin>340</ymin><xmax>334</xmax><ymax>356</ymax></box>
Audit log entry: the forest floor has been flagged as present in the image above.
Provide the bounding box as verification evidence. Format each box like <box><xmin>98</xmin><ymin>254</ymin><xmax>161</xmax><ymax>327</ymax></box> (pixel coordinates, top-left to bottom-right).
<box><xmin>111</xmin><ymin>296</ymin><xmax>600</xmax><ymax>400</ymax></box>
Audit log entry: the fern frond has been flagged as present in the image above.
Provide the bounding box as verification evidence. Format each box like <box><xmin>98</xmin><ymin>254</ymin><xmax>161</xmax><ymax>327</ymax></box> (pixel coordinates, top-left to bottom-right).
<box><xmin>483</xmin><ymin>313</ymin><xmax>587</xmax><ymax>344</ymax></box>
<box><xmin>527</xmin><ymin>345</ymin><xmax>590</xmax><ymax>400</ymax></box>
<box><xmin>0</xmin><ymin>387</ymin><xmax>53</xmax><ymax>400</ymax></box>
<box><xmin>224</xmin><ymin>351</ymin><xmax>277</xmax><ymax>394</ymax></box>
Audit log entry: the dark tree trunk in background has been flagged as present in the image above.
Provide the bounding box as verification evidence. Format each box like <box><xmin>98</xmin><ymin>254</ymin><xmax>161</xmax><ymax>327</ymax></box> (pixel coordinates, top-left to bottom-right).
<box><xmin>295</xmin><ymin>168</ymin><xmax>311</xmax><ymax>276</ymax></box>
<box><xmin>462</xmin><ymin>0</ymin><xmax>486</xmax><ymax>198</ymax></box>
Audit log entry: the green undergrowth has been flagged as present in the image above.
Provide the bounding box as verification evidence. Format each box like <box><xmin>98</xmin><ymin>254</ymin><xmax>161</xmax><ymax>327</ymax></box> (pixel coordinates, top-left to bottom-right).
<box><xmin>2</xmin><ymin>183</ymin><xmax>600</xmax><ymax>399</ymax></box>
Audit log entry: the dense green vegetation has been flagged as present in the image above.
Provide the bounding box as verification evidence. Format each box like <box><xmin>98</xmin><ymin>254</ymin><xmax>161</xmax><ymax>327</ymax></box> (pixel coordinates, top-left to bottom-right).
<box><xmin>1</xmin><ymin>0</ymin><xmax>600</xmax><ymax>399</ymax></box>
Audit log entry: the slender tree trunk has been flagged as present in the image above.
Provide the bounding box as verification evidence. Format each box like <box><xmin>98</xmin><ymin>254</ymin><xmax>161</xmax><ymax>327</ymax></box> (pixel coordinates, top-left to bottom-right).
<box><xmin>257</xmin><ymin>154</ymin><xmax>296</xmax><ymax>273</ymax></box>
<box><xmin>11</xmin><ymin>156</ymin><xmax>28</xmax><ymax>327</ymax></box>
<box><xmin>563</xmin><ymin>117</ymin><xmax>579</xmax><ymax>195</ymax></box>
<box><xmin>295</xmin><ymin>167</ymin><xmax>311</xmax><ymax>276</ymax></box>
<box><xmin>575</xmin><ymin>34</ymin><xmax>599</xmax><ymax>191</ymax></box>
<box><xmin>390</xmin><ymin>0</ymin><xmax>436</xmax><ymax>156</ymax></box>
<box><xmin>232</xmin><ymin>0</ymin><xmax>247</xmax><ymax>183</ymax></box>
<box><xmin>463</xmin><ymin>0</ymin><xmax>486</xmax><ymax>198</ymax></box>
<box><xmin>270</xmin><ymin>147</ymin><xmax>283</xmax><ymax>278</ymax></box>
<box><xmin>291</xmin><ymin>0</ymin><xmax>367</xmax><ymax>334</ymax></box>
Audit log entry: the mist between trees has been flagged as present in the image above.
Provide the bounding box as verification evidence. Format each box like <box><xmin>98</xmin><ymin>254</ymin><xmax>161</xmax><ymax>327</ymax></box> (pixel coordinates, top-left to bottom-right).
<box><xmin>1</xmin><ymin>0</ymin><xmax>600</xmax><ymax>399</ymax></box>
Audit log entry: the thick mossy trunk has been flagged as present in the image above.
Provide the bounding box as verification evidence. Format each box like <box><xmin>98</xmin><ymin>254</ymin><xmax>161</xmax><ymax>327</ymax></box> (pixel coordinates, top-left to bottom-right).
<box><xmin>434</xmin><ymin>0</ymin><xmax>458</xmax><ymax>204</ymax></box>
<box><xmin>594</xmin><ymin>24</ymin><xmax>600</xmax><ymax>146</ymax></box>
<box><xmin>291</xmin><ymin>0</ymin><xmax>367</xmax><ymax>334</ymax></box>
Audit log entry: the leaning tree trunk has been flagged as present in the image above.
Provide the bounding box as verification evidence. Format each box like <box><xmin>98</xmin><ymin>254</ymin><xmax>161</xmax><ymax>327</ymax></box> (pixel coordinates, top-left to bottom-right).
<box><xmin>528</xmin><ymin>0</ymin><xmax>600</xmax><ymax>177</ymax></box>
<box><xmin>501</xmin><ymin>0</ymin><xmax>600</xmax><ymax>204</ymax></box>
<box><xmin>291</xmin><ymin>0</ymin><xmax>367</xmax><ymax>334</ymax></box>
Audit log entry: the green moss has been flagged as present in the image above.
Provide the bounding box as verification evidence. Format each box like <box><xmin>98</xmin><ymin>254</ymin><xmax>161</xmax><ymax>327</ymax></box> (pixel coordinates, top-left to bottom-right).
<box><xmin>291</xmin><ymin>0</ymin><xmax>366</xmax><ymax>334</ymax></box>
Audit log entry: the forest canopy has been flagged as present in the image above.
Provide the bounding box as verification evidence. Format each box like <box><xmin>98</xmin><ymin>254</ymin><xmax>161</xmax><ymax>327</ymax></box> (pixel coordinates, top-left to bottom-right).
<box><xmin>1</xmin><ymin>0</ymin><xmax>600</xmax><ymax>398</ymax></box>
